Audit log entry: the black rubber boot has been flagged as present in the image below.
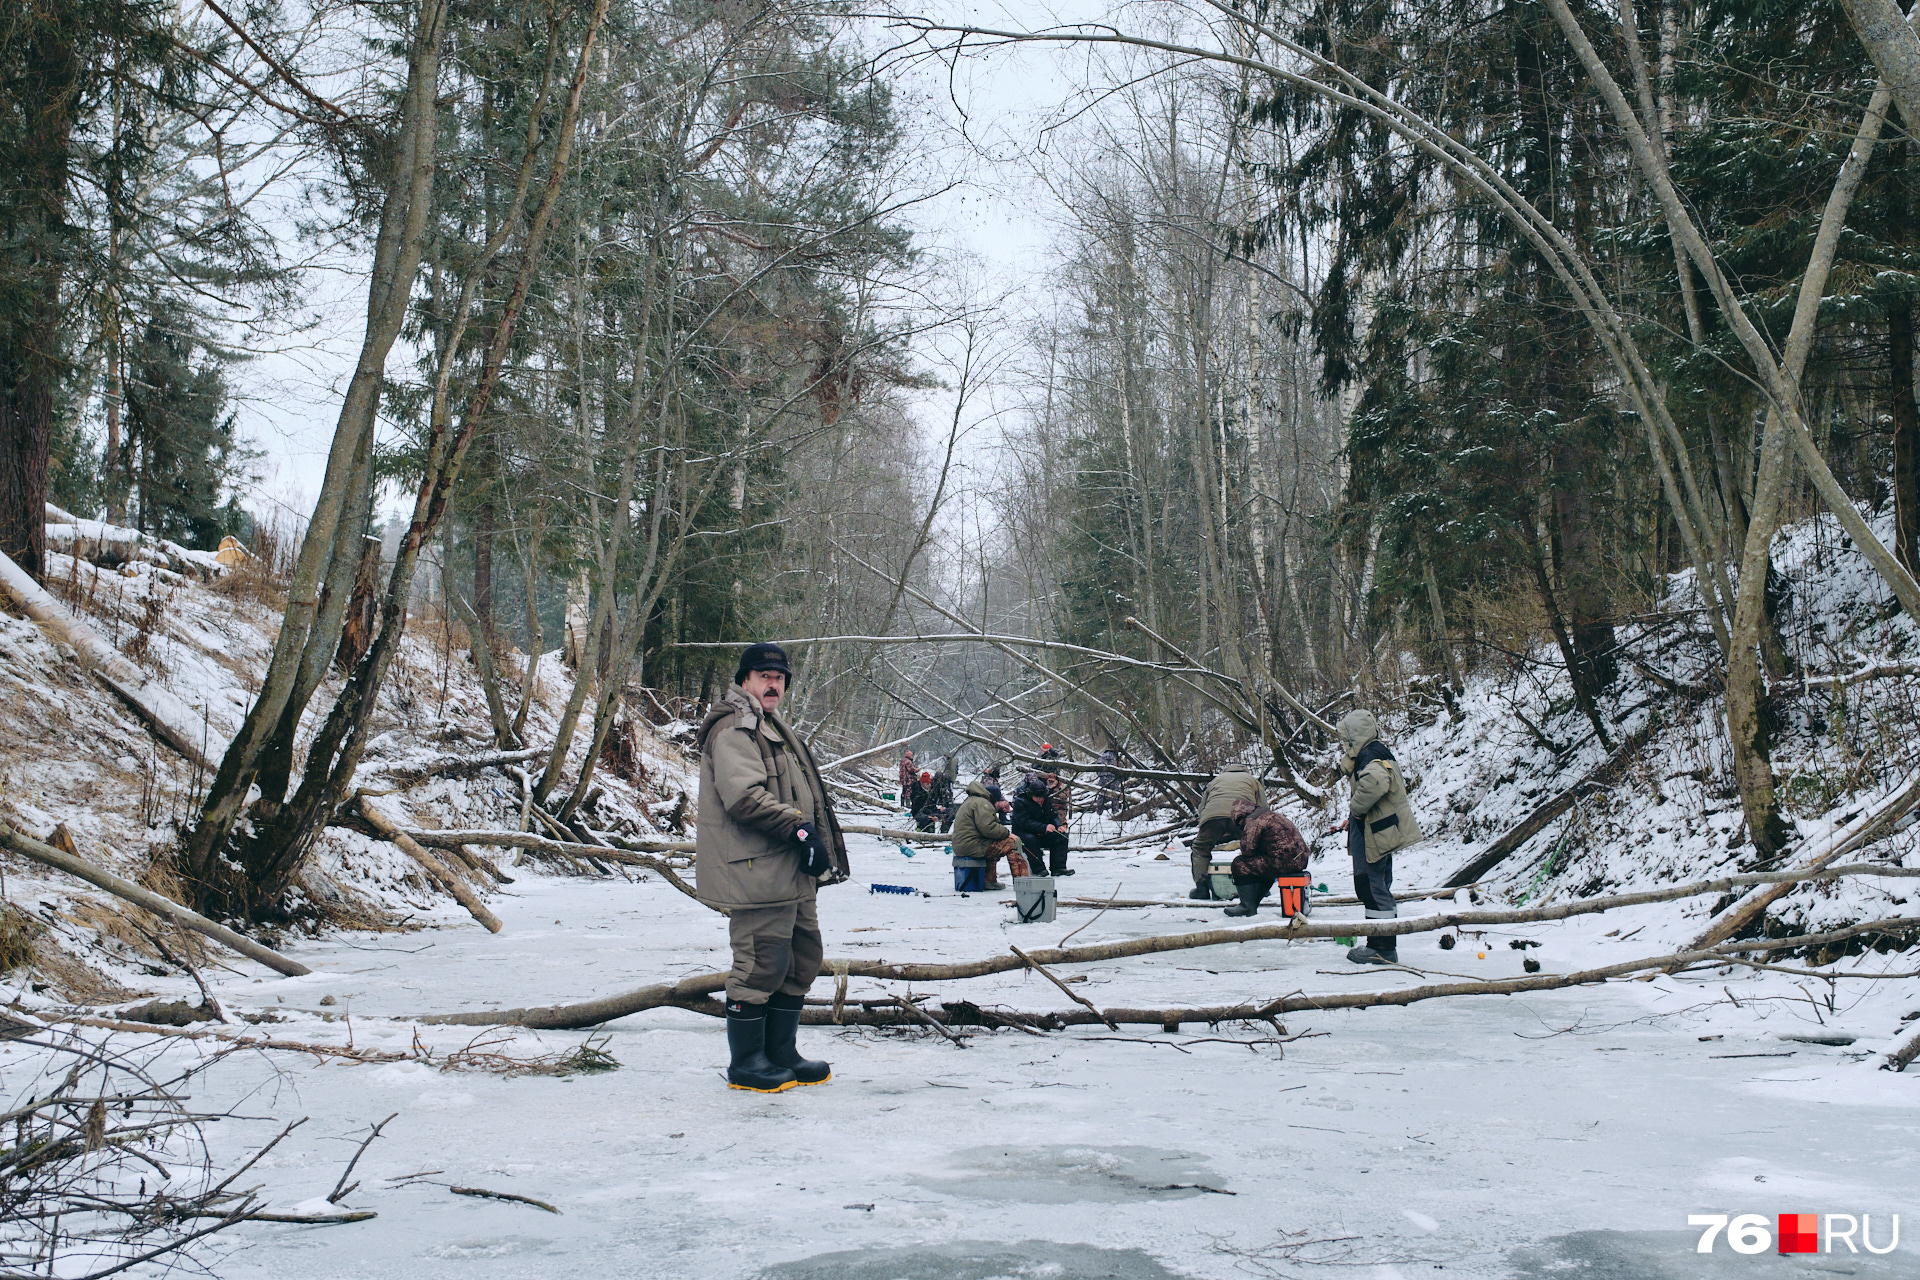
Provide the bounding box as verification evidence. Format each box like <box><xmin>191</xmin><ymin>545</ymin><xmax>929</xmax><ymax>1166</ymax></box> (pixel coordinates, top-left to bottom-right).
<box><xmin>763</xmin><ymin>992</ymin><xmax>831</xmax><ymax>1086</ymax></box>
<box><xmin>1222</xmin><ymin>879</ymin><xmax>1265</xmax><ymax>917</ymax></box>
<box><xmin>1372</xmin><ymin>935</ymin><xmax>1398</xmax><ymax>964</ymax></box>
<box><xmin>725</xmin><ymin>1000</ymin><xmax>797</xmax><ymax>1092</ymax></box>
<box><xmin>1188</xmin><ymin>883</ymin><xmax>1214</xmax><ymax>900</ymax></box>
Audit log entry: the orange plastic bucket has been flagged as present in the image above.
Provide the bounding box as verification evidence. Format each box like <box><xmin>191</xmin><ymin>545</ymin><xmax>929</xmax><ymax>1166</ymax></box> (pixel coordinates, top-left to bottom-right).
<box><xmin>1276</xmin><ymin>876</ymin><xmax>1310</xmax><ymax>917</ymax></box>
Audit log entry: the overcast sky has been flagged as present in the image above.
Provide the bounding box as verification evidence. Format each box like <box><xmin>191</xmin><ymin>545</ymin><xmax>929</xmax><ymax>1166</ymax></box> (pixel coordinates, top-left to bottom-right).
<box><xmin>233</xmin><ymin>0</ymin><xmax>1120</xmax><ymax>532</ymax></box>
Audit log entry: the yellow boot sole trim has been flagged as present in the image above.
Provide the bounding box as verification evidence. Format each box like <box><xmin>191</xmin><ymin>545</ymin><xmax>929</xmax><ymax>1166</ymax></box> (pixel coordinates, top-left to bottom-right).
<box><xmin>787</xmin><ymin>1071</ymin><xmax>831</xmax><ymax>1086</ymax></box>
<box><xmin>727</xmin><ymin>1078</ymin><xmax>797</xmax><ymax>1093</ymax></box>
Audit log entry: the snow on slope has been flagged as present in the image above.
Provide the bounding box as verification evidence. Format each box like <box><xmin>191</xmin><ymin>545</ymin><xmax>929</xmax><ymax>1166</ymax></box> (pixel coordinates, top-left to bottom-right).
<box><xmin>1</xmin><ymin>523</ymin><xmax>693</xmax><ymax>994</ymax></box>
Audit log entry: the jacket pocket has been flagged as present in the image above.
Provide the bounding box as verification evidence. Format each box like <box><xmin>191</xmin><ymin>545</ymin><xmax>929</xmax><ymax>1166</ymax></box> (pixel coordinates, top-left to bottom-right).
<box><xmin>724</xmin><ymin>833</ymin><xmax>785</xmax><ymax>864</ymax></box>
<box><xmin>1369</xmin><ymin>813</ymin><xmax>1400</xmax><ymax>834</ymax></box>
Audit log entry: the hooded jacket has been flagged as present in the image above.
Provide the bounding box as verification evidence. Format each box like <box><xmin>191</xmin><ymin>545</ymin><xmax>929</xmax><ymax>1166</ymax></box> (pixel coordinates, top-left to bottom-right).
<box><xmin>1336</xmin><ymin>710</ymin><xmax>1421</xmax><ymax>863</ymax></box>
<box><xmin>950</xmin><ymin>780</ymin><xmax>1013</xmax><ymax>861</ymax></box>
<box><xmin>695</xmin><ymin>685</ymin><xmax>850</xmax><ymax>909</ymax></box>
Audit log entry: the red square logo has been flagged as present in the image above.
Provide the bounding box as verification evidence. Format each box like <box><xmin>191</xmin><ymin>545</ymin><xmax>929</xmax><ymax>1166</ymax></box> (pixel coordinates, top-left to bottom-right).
<box><xmin>1778</xmin><ymin>1213</ymin><xmax>1818</xmax><ymax>1254</ymax></box>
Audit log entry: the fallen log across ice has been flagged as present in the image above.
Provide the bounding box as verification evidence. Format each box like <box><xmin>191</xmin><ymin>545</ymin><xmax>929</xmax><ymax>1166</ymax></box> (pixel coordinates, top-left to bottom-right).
<box><xmin>415</xmin><ymin>867</ymin><xmax>1920</xmax><ymax>1029</ymax></box>
<box><xmin>0</xmin><ymin>820</ymin><xmax>311</xmax><ymax>976</ymax></box>
<box><xmin>1056</xmin><ymin>884</ymin><xmax>1479</xmax><ymax>910</ymax></box>
<box><xmin>0</xmin><ymin>547</ymin><xmax>226</xmax><ymax>770</ymax></box>
<box><xmin>417</xmin><ymin>916</ymin><xmax>1915</xmax><ymax>1032</ymax></box>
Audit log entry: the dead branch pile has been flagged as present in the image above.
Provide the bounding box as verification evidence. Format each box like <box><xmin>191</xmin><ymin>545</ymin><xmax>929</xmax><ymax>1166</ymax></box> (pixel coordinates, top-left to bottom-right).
<box><xmin>0</xmin><ymin>1019</ymin><xmax>379</xmax><ymax>1275</ymax></box>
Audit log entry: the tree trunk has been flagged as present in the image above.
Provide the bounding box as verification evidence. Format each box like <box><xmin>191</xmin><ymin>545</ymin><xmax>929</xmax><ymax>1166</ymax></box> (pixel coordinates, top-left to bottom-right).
<box><xmin>511</xmin><ymin>511</ymin><xmax>545</xmax><ymax>742</ymax></box>
<box><xmin>1552</xmin><ymin>447</ymin><xmax>1619</xmax><ymax>698</ymax></box>
<box><xmin>1522</xmin><ymin>515</ymin><xmax>1611</xmax><ymax>748</ymax></box>
<box><xmin>1838</xmin><ymin>0</ymin><xmax>1920</xmax><ymax>133</ymax></box>
<box><xmin>179</xmin><ymin>0</ymin><xmax>449</xmax><ymax>893</ymax></box>
<box><xmin>221</xmin><ymin>0</ymin><xmax>612</xmax><ymax>916</ymax></box>
<box><xmin>0</xmin><ymin>15</ymin><xmax>77</xmax><ymax>585</ymax></box>
<box><xmin>472</xmin><ymin>444</ymin><xmax>496</xmax><ymax>649</ymax></box>
<box><xmin>334</xmin><ymin>534</ymin><xmax>384</xmax><ymax>674</ymax></box>
<box><xmin>1892</xmin><ymin>229</ymin><xmax>1919</xmax><ymax>576</ymax></box>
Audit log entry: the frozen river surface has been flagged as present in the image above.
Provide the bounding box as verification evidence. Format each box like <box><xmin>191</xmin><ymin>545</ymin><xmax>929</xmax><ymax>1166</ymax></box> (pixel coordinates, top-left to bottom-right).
<box><xmin>55</xmin><ymin>832</ymin><xmax>1920</xmax><ymax>1279</ymax></box>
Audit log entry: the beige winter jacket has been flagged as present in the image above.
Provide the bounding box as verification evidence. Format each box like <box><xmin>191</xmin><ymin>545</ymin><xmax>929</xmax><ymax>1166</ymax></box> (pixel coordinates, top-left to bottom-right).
<box><xmin>695</xmin><ymin>685</ymin><xmax>850</xmax><ymax>909</ymax></box>
<box><xmin>1337</xmin><ymin>710</ymin><xmax>1422</xmax><ymax>863</ymax></box>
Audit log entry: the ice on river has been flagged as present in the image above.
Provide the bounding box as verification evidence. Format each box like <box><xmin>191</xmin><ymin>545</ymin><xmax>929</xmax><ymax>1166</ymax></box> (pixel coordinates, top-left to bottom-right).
<box><xmin>14</xmin><ymin>829</ymin><xmax>1920</xmax><ymax>1279</ymax></box>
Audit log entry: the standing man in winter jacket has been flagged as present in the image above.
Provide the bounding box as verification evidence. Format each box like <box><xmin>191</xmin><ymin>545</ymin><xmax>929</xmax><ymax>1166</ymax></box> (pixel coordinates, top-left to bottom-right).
<box><xmin>897</xmin><ymin>750</ymin><xmax>916</xmax><ymax>812</ymax></box>
<box><xmin>930</xmin><ymin>758</ymin><xmax>958</xmax><ymax>833</ymax></box>
<box><xmin>696</xmin><ymin>643</ymin><xmax>850</xmax><ymax>1092</ymax></box>
<box><xmin>951</xmin><ymin>780</ymin><xmax>1028</xmax><ymax>887</ymax></box>
<box><xmin>1090</xmin><ymin>748</ymin><xmax>1121</xmax><ymax>814</ymax></box>
<box><xmin>1332</xmin><ymin>710</ymin><xmax>1421</xmax><ymax>964</ymax></box>
<box><xmin>1188</xmin><ymin>768</ymin><xmax>1265</xmax><ymax>899</ymax></box>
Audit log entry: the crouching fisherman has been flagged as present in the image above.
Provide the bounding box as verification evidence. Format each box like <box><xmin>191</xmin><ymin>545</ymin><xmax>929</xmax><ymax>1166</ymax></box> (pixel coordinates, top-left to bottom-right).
<box><xmin>1220</xmin><ymin>798</ymin><xmax>1311</xmax><ymax>917</ymax></box>
<box><xmin>696</xmin><ymin>643</ymin><xmax>850</xmax><ymax>1092</ymax></box>
<box><xmin>1189</xmin><ymin>768</ymin><xmax>1264</xmax><ymax>899</ymax></box>
<box><xmin>1332</xmin><ymin>710</ymin><xmax>1421</xmax><ymax>965</ymax></box>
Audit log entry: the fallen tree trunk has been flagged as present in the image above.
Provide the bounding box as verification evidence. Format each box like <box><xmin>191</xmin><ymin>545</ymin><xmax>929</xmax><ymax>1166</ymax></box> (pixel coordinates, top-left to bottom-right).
<box><xmin>402</xmin><ymin>827</ymin><xmax>693</xmax><ymax>857</ymax></box>
<box><xmin>1881</xmin><ymin>1023</ymin><xmax>1920</xmax><ymax>1072</ymax></box>
<box><xmin>35</xmin><ymin>1012</ymin><xmax>408</xmax><ymax>1061</ymax></box>
<box><xmin>420</xmin><ymin>915</ymin><xmax>1918</xmax><ymax>1031</ymax></box>
<box><xmin>358</xmin><ymin>798</ymin><xmax>503</xmax><ymax>933</ymax></box>
<box><xmin>370</xmin><ymin>747</ymin><xmax>548</xmax><ymax>788</ymax></box>
<box><xmin>1056</xmin><ymin>884</ymin><xmax>1475</xmax><ymax>910</ymax></box>
<box><xmin>1443</xmin><ymin>718</ymin><xmax>1660</xmax><ymax>887</ymax></box>
<box><xmin>1017</xmin><ymin>757</ymin><xmax>1294</xmax><ymax>789</ymax></box>
<box><xmin>1690</xmin><ymin>769</ymin><xmax>1920</xmax><ymax>950</ymax></box>
<box><xmin>1081</xmin><ymin>819</ymin><xmax>1189</xmax><ymax>848</ymax></box>
<box><xmin>825</xmin><ymin>778</ymin><xmax>892</xmax><ymax>809</ymax></box>
<box><xmin>398</xmin><ymin>827</ymin><xmax>709</xmax><ymax>906</ymax></box>
<box><xmin>0</xmin><ymin>820</ymin><xmax>311</xmax><ymax>976</ymax></box>
<box><xmin>415</xmin><ymin>868</ymin><xmax>1920</xmax><ymax>1029</ymax></box>
<box><xmin>0</xmin><ymin>548</ymin><xmax>225</xmax><ymax>770</ymax></box>
<box><xmin>819</xmin><ymin>715</ymin><xmax>979</xmax><ymax>776</ymax></box>
<box><xmin>843</xmin><ymin>823</ymin><xmax>954</xmax><ymax>845</ymax></box>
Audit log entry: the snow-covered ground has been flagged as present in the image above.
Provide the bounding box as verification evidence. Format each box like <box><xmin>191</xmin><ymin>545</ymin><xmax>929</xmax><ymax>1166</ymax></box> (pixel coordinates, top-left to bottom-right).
<box><xmin>6</xmin><ymin>507</ymin><xmax>1920</xmax><ymax>1277</ymax></box>
<box><xmin>8</xmin><ymin>823</ymin><xmax>1918</xmax><ymax>1279</ymax></box>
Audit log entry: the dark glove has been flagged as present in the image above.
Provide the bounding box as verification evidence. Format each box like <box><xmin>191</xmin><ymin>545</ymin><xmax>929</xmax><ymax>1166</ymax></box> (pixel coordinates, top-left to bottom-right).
<box><xmin>794</xmin><ymin>825</ymin><xmax>833</xmax><ymax>879</ymax></box>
